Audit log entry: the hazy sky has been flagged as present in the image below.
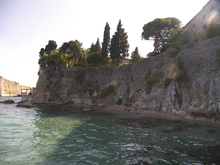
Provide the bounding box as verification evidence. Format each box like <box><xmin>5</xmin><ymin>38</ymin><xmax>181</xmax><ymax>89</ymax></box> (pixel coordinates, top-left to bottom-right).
<box><xmin>0</xmin><ymin>0</ymin><xmax>209</xmax><ymax>87</ymax></box>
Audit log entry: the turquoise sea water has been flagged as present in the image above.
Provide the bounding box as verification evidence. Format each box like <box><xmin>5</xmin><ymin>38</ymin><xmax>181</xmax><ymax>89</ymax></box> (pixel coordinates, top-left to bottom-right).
<box><xmin>0</xmin><ymin>96</ymin><xmax>220</xmax><ymax>165</ymax></box>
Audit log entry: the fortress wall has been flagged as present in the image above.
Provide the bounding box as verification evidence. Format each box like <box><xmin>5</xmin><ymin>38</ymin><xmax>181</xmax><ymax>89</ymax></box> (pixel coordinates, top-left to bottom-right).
<box><xmin>0</xmin><ymin>76</ymin><xmax>20</xmax><ymax>96</ymax></box>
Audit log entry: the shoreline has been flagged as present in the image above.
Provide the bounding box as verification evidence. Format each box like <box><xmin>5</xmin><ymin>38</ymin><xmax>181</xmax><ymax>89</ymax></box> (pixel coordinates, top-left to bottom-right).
<box><xmin>32</xmin><ymin>103</ymin><xmax>219</xmax><ymax>123</ymax></box>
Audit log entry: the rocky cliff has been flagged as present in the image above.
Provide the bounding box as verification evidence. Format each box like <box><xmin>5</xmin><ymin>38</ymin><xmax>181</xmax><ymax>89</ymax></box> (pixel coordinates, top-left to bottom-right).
<box><xmin>30</xmin><ymin>36</ymin><xmax>220</xmax><ymax>121</ymax></box>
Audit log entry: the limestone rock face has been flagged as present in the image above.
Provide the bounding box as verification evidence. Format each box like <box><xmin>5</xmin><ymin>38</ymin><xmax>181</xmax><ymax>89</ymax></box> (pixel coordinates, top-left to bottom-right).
<box><xmin>30</xmin><ymin>36</ymin><xmax>220</xmax><ymax>121</ymax></box>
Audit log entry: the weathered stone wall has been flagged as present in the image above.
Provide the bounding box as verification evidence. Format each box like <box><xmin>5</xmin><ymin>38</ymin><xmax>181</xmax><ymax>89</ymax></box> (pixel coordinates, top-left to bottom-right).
<box><xmin>0</xmin><ymin>76</ymin><xmax>20</xmax><ymax>96</ymax></box>
<box><xmin>184</xmin><ymin>0</ymin><xmax>220</xmax><ymax>39</ymax></box>
<box><xmin>31</xmin><ymin>36</ymin><xmax>220</xmax><ymax>121</ymax></box>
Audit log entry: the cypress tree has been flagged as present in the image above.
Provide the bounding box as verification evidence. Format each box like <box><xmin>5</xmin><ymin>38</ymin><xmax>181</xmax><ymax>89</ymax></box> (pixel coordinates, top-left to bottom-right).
<box><xmin>131</xmin><ymin>47</ymin><xmax>140</xmax><ymax>58</ymax></box>
<box><xmin>89</xmin><ymin>43</ymin><xmax>96</xmax><ymax>54</ymax></box>
<box><xmin>110</xmin><ymin>20</ymin><xmax>129</xmax><ymax>64</ymax></box>
<box><xmin>89</xmin><ymin>38</ymin><xmax>101</xmax><ymax>54</ymax></box>
<box><xmin>101</xmin><ymin>22</ymin><xmax>110</xmax><ymax>60</ymax></box>
<box><xmin>94</xmin><ymin>38</ymin><xmax>101</xmax><ymax>53</ymax></box>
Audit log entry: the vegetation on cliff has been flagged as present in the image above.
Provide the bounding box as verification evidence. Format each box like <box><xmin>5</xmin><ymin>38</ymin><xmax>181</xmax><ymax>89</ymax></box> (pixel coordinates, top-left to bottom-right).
<box><xmin>38</xmin><ymin>18</ymin><xmax>219</xmax><ymax>68</ymax></box>
<box><xmin>194</xmin><ymin>24</ymin><xmax>220</xmax><ymax>42</ymax></box>
<box><xmin>38</xmin><ymin>20</ymin><xmax>130</xmax><ymax>68</ymax></box>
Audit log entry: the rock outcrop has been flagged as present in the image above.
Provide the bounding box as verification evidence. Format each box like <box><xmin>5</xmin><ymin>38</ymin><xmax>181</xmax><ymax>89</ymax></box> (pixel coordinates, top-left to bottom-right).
<box><xmin>29</xmin><ymin>36</ymin><xmax>220</xmax><ymax>121</ymax></box>
<box><xmin>16</xmin><ymin>101</ymin><xmax>33</xmax><ymax>108</ymax></box>
<box><xmin>0</xmin><ymin>99</ymin><xmax>15</xmax><ymax>104</ymax></box>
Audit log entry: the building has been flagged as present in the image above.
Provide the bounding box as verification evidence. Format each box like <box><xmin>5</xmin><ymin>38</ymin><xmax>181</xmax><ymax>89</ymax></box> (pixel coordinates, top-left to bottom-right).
<box><xmin>184</xmin><ymin>0</ymin><xmax>220</xmax><ymax>39</ymax></box>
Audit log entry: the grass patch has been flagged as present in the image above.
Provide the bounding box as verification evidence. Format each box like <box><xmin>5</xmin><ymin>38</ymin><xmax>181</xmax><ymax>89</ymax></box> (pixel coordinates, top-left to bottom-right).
<box><xmin>194</xmin><ymin>104</ymin><xmax>201</xmax><ymax>108</ymax></box>
<box><xmin>101</xmin><ymin>85</ymin><xmax>115</xmax><ymax>97</ymax></box>
<box><xmin>20</xmin><ymin>85</ymin><xmax>30</xmax><ymax>89</ymax></box>
<box><xmin>76</xmin><ymin>72</ymin><xmax>85</xmax><ymax>85</ymax></box>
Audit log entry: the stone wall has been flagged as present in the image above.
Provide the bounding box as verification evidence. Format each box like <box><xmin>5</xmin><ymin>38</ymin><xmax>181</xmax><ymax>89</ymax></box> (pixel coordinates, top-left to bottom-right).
<box><xmin>31</xmin><ymin>36</ymin><xmax>220</xmax><ymax>121</ymax></box>
<box><xmin>0</xmin><ymin>76</ymin><xmax>20</xmax><ymax>96</ymax></box>
<box><xmin>184</xmin><ymin>0</ymin><xmax>220</xmax><ymax>39</ymax></box>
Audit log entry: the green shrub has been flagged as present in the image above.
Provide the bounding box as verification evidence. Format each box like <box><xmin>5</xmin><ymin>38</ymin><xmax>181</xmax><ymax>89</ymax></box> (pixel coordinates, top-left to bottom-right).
<box><xmin>130</xmin><ymin>75</ymin><xmax>133</xmax><ymax>82</ymax></box>
<box><xmin>175</xmin><ymin>71</ymin><xmax>189</xmax><ymax>82</ymax></box>
<box><xmin>177</xmin><ymin>98</ymin><xmax>182</xmax><ymax>109</ymax></box>
<box><xmin>48</xmin><ymin>97</ymin><xmax>54</xmax><ymax>102</ymax></box>
<box><xmin>86</xmin><ymin>52</ymin><xmax>105</xmax><ymax>66</ymax></box>
<box><xmin>145</xmin><ymin>85</ymin><xmax>151</xmax><ymax>94</ymax></box>
<box><xmin>127</xmin><ymin>86</ymin><xmax>130</xmax><ymax>94</ymax></box>
<box><xmin>88</xmin><ymin>89</ymin><xmax>94</xmax><ymax>97</ymax></box>
<box><xmin>116</xmin><ymin>98</ymin><xmax>123</xmax><ymax>105</ymax></box>
<box><xmin>168</xmin><ymin>41</ymin><xmax>182</xmax><ymax>50</ymax></box>
<box><xmin>147</xmin><ymin>79</ymin><xmax>153</xmax><ymax>85</ymax></box>
<box><xmin>145</xmin><ymin>69</ymin><xmax>151</xmax><ymax>80</ymax></box>
<box><xmin>101</xmin><ymin>85</ymin><xmax>115</xmax><ymax>97</ymax></box>
<box><xmin>164</xmin><ymin>78</ymin><xmax>172</xmax><ymax>86</ymax></box>
<box><xmin>160</xmin><ymin>62</ymin><xmax>164</xmax><ymax>67</ymax></box>
<box><xmin>76</xmin><ymin>72</ymin><xmax>85</xmax><ymax>85</ymax></box>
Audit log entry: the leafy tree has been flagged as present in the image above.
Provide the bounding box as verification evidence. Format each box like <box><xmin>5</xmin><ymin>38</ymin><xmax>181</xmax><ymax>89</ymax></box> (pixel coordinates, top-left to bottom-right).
<box><xmin>141</xmin><ymin>17</ymin><xmax>181</xmax><ymax>54</ymax></box>
<box><xmin>39</xmin><ymin>48</ymin><xmax>45</xmax><ymax>57</ymax></box>
<box><xmin>102</xmin><ymin>22</ymin><xmax>110</xmax><ymax>61</ymax></box>
<box><xmin>45</xmin><ymin>40</ymin><xmax>57</xmax><ymax>55</ymax></box>
<box><xmin>110</xmin><ymin>20</ymin><xmax>129</xmax><ymax>64</ymax></box>
<box><xmin>86</xmin><ymin>52</ymin><xmax>105</xmax><ymax>66</ymax></box>
<box><xmin>131</xmin><ymin>47</ymin><xmax>140</xmax><ymax>58</ymax></box>
<box><xmin>59</xmin><ymin>40</ymin><xmax>84</xmax><ymax>67</ymax></box>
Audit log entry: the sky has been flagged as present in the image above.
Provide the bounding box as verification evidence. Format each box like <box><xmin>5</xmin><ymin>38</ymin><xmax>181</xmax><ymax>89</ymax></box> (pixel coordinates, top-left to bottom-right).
<box><xmin>0</xmin><ymin>0</ymin><xmax>209</xmax><ymax>87</ymax></box>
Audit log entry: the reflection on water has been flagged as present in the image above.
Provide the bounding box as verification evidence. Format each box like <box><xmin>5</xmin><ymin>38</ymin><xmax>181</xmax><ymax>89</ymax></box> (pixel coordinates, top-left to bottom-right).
<box><xmin>0</xmin><ymin>97</ymin><xmax>220</xmax><ymax>164</ymax></box>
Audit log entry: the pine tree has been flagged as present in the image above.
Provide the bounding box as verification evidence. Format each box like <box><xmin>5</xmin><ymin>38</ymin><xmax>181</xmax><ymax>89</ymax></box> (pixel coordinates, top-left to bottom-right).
<box><xmin>101</xmin><ymin>22</ymin><xmax>110</xmax><ymax>60</ymax></box>
<box><xmin>131</xmin><ymin>47</ymin><xmax>140</xmax><ymax>58</ymax></box>
<box><xmin>110</xmin><ymin>20</ymin><xmax>129</xmax><ymax>64</ymax></box>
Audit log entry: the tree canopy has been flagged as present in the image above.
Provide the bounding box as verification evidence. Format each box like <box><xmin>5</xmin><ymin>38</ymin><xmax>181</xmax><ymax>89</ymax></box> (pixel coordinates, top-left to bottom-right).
<box><xmin>141</xmin><ymin>17</ymin><xmax>181</xmax><ymax>54</ymax></box>
<box><xmin>110</xmin><ymin>20</ymin><xmax>129</xmax><ymax>63</ymax></box>
<box><xmin>45</xmin><ymin>40</ymin><xmax>57</xmax><ymax>55</ymax></box>
<box><xmin>60</xmin><ymin>40</ymin><xmax>84</xmax><ymax>67</ymax></box>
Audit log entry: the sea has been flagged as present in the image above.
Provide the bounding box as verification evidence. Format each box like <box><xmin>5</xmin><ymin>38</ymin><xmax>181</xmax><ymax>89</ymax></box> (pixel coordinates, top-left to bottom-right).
<box><xmin>0</xmin><ymin>96</ymin><xmax>220</xmax><ymax>165</ymax></box>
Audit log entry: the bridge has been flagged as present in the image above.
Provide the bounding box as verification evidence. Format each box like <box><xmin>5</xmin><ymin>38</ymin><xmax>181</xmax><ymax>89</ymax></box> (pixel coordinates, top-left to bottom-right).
<box><xmin>20</xmin><ymin>88</ymin><xmax>36</xmax><ymax>95</ymax></box>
